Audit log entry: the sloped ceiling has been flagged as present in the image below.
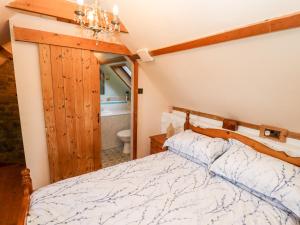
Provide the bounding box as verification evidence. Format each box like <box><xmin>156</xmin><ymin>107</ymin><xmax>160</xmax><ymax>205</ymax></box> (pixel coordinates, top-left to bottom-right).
<box><xmin>102</xmin><ymin>0</ymin><xmax>300</xmax><ymax>131</ymax></box>
<box><xmin>101</xmin><ymin>0</ymin><xmax>300</xmax><ymax>51</ymax></box>
<box><xmin>2</xmin><ymin>0</ymin><xmax>299</xmax><ymax>49</ymax></box>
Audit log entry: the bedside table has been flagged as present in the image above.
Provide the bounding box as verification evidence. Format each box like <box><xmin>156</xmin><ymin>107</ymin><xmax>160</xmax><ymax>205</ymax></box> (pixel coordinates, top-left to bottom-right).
<box><xmin>150</xmin><ymin>134</ymin><xmax>167</xmax><ymax>155</ymax></box>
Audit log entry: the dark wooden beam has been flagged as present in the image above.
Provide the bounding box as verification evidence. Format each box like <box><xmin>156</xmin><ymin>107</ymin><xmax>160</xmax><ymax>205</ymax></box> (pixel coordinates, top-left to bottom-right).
<box><xmin>13</xmin><ymin>26</ymin><xmax>132</xmax><ymax>56</ymax></box>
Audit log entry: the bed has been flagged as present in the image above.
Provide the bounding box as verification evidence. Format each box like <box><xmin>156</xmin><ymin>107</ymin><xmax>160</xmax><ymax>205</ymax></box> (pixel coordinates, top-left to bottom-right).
<box><xmin>19</xmin><ymin>111</ymin><xmax>300</xmax><ymax>225</ymax></box>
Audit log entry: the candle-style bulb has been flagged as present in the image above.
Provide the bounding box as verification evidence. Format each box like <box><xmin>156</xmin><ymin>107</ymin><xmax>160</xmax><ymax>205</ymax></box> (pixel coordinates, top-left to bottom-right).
<box><xmin>113</xmin><ymin>4</ymin><xmax>119</xmax><ymax>16</ymax></box>
<box><xmin>87</xmin><ymin>11</ymin><xmax>94</xmax><ymax>20</ymax></box>
<box><xmin>77</xmin><ymin>0</ymin><xmax>84</xmax><ymax>6</ymax></box>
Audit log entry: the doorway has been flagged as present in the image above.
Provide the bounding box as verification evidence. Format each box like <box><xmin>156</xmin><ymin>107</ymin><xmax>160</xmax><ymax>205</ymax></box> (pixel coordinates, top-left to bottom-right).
<box><xmin>38</xmin><ymin>45</ymin><xmax>138</xmax><ymax>182</ymax></box>
<box><xmin>14</xmin><ymin>27</ymin><xmax>138</xmax><ymax>183</ymax></box>
<box><xmin>95</xmin><ymin>53</ymin><xmax>133</xmax><ymax>168</ymax></box>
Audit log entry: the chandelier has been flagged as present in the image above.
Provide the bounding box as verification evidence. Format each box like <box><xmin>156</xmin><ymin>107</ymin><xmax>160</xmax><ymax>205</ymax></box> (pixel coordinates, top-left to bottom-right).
<box><xmin>74</xmin><ymin>0</ymin><xmax>121</xmax><ymax>40</ymax></box>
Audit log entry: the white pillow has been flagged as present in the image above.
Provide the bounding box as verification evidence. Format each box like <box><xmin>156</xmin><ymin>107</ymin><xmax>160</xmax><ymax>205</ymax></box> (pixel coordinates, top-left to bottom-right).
<box><xmin>210</xmin><ymin>139</ymin><xmax>300</xmax><ymax>218</ymax></box>
<box><xmin>164</xmin><ymin>130</ymin><xmax>229</xmax><ymax>166</ymax></box>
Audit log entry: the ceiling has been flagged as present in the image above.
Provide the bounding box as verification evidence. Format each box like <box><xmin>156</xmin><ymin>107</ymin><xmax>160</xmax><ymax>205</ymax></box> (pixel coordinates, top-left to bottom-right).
<box><xmin>100</xmin><ymin>0</ymin><xmax>300</xmax><ymax>52</ymax></box>
<box><xmin>2</xmin><ymin>0</ymin><xmax>300</xmax><ymax>49</ymax></box>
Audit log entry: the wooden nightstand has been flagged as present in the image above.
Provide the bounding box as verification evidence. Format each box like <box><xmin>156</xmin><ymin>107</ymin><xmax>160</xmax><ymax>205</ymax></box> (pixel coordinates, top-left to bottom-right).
<box><xmin>150</xmin><ymin>134</ymin><xmax>167</xmax><ymax>155</ymax></box>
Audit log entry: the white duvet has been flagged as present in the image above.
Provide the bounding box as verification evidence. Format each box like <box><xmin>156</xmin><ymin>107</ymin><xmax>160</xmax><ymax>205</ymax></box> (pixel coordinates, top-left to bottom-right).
<box><xmin>27</xmin><ymin>151</ymin><xmax>299</xmax><ymax>225</ymax></box>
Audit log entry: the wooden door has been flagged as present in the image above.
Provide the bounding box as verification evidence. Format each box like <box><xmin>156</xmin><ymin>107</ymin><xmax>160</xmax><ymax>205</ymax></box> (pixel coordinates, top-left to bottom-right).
<box><xmin>39</xmin><ymin>44</ymin><xmax>101</xmax><ymax>182</ymax></box>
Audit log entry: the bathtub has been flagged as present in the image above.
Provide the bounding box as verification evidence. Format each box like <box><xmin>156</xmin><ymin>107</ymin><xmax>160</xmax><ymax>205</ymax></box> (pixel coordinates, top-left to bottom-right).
<box><xmin>101</xmin><ymin>101</ymin><xmax>131</xmax><ymax>117</ymax></box>
<box><xmin>100</xmin><ymin>102</ymin><xmax>131</xmax><ymax>150</ymax></box>
<box><xmin>101</xmin><ymin>109</ymin><xmax>131</xmax><ymax>117</ymax></box>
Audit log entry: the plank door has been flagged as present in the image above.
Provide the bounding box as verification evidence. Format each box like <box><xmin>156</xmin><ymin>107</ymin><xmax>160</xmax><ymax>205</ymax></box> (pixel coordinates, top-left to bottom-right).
<box><xmin>39</xmin><ymin>44</ymin><xmax>101</xmax><ymax>182</ymax></box>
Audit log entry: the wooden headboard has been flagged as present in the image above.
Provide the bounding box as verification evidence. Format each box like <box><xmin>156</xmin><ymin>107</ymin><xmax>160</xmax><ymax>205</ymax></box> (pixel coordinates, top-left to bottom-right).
<box><xmin>183</xmin><ymin>111</ymin><xmax>300</xmax><ymax>167</ymax></box>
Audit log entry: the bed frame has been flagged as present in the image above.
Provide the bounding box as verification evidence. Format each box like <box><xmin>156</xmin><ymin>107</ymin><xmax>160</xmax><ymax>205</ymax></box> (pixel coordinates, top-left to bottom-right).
<box><xmin>17</xmin><ymin>110</ymin><xmax>300</xmax><ymax>225</ymax></box>
<box><xmin>183</xmin><ymin>111</ymin><xmax>300</xmax><ymax>167</ymax></box>
<box><xmin>18</xmin><ymin>168</ymin><xmax>33</xmax><ymax>225</ymax></box>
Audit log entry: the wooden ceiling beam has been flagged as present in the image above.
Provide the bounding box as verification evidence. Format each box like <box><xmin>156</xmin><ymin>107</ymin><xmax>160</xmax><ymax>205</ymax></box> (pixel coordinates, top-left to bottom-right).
<box><xmin>100</xmin><ymin>56</ymin><xmax>126</xmax><ymax>64</ymax></box>
<box><xmin>132</xmin><ymin>11</ymin><xmax>300</xmax><ymax>60</ymax></box>
<box><xmin>13</xmin><ymin>26</ymin><xmax>132</xmax><ymax>56</ymax></box>
<box><xmin>7</xmin><ymin>0</ymin><xmax>128</xmax><ymax>33</ymax></box>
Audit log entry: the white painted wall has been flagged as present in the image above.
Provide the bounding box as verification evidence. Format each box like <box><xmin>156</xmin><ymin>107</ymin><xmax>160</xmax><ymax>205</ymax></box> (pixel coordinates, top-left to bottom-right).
<box><xmin>10</xmin><ymin>39</ymin><xmax>49</xmax><ymax>189</ymax></box>
<box><xmin>139</xmin><ymin>29</ymin><xmax>300</xmax><ymax>130</ymax></box>
<box><xmin>137</xmin><ymin>67</ymin><xmax>169</xmax><ymax>157</ymax></box>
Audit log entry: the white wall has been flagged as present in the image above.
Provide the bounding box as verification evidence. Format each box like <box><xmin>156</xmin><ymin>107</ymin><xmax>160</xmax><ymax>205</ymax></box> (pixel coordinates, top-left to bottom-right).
<box><xmin>10</xmin><ymin>13</ymin><xmax>123</xmax><ymax>189</ymax></box>
<box><xmin>139</xmin><ymin>29</ymin><xmax>300</xmax><ymax>131</ymax></box>
<box><xmin>137</xmin><ymin>67</ymin><xmax>169</xmax><ymax>157</ymax></box>
<box><xmin>11</xmin><ymin>39</ymin><xmax>49</xmax><ymax>189</ymax></box>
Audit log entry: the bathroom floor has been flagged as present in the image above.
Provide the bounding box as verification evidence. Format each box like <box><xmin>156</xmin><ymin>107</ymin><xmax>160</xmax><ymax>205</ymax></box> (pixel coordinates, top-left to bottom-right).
<box><xmin>101</xmin><ymin>146</ymin><xmax>131</xmax><ymax>168</ymax></box>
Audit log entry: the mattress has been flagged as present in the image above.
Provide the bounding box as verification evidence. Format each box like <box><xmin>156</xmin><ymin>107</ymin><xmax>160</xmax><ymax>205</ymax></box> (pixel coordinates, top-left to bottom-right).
<box><xmin>27</xmin><ymin>151</ymin><xmax>299</xmax><ymax>225</ymax></box>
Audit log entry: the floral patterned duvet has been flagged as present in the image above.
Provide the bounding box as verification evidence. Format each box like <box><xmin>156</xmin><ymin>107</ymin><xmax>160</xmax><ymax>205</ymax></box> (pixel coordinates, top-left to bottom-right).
<box><xmin>27</xmin><ymin>151</ymin><xmax>299</xmax><ymax>225</ymax></box>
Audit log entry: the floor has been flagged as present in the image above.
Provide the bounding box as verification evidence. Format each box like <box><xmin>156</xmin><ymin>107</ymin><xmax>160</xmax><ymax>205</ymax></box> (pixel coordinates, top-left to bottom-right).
<box><xmin>102</xmin><ymin>146</ymin><xmax>131</xmax><ymax>168</ymax></box>
<box><xmin>0</xmin><ymin>164</ymin><xmax>24</xmax><ymax>225</ymax></box>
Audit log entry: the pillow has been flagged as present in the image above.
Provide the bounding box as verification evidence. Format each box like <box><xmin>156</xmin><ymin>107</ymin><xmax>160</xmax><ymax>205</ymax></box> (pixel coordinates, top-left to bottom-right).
<box><xmin>163</xmin><ymin>130</ymin><xmax>229</xmax><ymax>166</ymax></box>
<box><xmin>210</xmin><ymin>140</ymin><xmax>300</xmax><ymax>217</ymax></box>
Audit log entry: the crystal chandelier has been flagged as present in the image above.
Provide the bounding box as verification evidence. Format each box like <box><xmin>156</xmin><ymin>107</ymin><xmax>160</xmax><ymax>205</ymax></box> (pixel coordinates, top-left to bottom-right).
<box><xmin>74</xmin><ymin>0</ymin><xmax>120</xmax><ymax>40</ymax></box>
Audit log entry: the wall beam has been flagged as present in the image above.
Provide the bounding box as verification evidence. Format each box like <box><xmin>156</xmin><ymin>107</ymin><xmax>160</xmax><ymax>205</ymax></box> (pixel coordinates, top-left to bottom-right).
<box><xmin>13</xmin><ymin>26</ymin><xmax>132</xmax><ymax>56</ymax></box>
<box><xmin>132</xmin><ymin>11</ymin><xmax>300</xmax><ymax>59</ymax></box>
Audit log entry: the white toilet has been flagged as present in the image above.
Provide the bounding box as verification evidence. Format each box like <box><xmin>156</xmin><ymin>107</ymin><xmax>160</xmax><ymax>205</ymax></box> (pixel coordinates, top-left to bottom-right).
<box><xmin>117</xmin><ymin>129</ymin><xmax>131</xmax><ymax>154</ymax></box>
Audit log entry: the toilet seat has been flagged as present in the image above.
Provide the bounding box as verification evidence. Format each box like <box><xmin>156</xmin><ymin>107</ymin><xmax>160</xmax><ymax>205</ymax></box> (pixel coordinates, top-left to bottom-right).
<box><xmin>117</xmin><ymin>129</ymin><xmax>131</xmax><ymax>137</ymax></box>
<box><xmin>117</xmin><ymin>129</ymin><xmax>131</xmax><ymax>154</ymax></box>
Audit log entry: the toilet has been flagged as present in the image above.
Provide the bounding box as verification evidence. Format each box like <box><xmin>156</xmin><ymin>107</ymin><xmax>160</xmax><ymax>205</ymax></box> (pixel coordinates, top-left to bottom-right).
<box><xmin>117</xmin><ymin>129</ymin><xmax>131</xmax><ymax>154</ymax></box>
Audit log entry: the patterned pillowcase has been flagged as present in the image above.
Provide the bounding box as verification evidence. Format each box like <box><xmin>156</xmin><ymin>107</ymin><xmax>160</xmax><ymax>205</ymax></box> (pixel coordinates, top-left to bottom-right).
<box><xmin>210</xmin><ymin>139</ymin><xmax>300</xmax><ymax>218</ymax></box>
<box><xmin>163</xmin><ymin>130</ymin><xmax>229</xmax><ymax>167</ymax></box>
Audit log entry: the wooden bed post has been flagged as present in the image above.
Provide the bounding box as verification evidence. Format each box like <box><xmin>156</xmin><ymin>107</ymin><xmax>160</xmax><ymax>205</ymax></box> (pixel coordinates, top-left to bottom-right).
<box><xmin>184</xmin><ymin>111</ymin><xmax>190</xmax><ymax>130</ymax></box>
<box><xmin>18</xmin><ymin>168</ymin><xmax>33</xmax><ymax>225</ymax></box>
